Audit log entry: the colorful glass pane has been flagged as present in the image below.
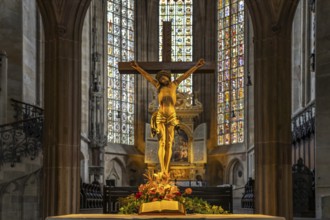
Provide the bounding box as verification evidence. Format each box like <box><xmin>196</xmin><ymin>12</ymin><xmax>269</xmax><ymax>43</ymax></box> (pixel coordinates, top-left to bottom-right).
<box><xmin>107</xmin><ymin>0</ymin><xmax>135</xmax><ymax>145</ymax></box>
<box><xmin>217</xmin><ymin>0</ymin><xmax>244</xmax><ymax>145</ymax></box>
<box><xmin>159</xmin><ymin>0</ymin><xmax>193</xmax><ymax>93</ymax></box>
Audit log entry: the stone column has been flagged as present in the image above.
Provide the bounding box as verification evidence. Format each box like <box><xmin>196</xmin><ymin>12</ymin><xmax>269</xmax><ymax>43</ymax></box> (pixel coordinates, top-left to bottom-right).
<box><xmin>315</xmin><ymin>1</ymin><xmax>330</xmax><ymax>219</ymax></box>
<box><xmin>0</xmin><ymin>51</ymin><xmax>8</xmax><ymax>124</ymax></box>
<box><xmin>245</xmin><ymin>1</ymin><xmax>299</xmax><ymax>219</ymax></box>
<box><xmin>36</xmin><ymin>0</ymin><xmax>91</xmax><ymax>217</ymax></box>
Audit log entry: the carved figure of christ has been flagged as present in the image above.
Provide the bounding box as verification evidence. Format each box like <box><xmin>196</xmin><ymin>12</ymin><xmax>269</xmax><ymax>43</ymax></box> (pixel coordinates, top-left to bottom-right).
<box><xmin>118</xmin><ymin>22</ymin><xmax>215</xmax><ymax>174</ymax></box>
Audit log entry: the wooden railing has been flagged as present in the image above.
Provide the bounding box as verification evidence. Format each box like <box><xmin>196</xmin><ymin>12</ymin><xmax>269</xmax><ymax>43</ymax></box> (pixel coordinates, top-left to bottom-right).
<box><xmin>80</xmin><ymin>182</ymin><xmax>103</xmax><ymax>210</ymax></box>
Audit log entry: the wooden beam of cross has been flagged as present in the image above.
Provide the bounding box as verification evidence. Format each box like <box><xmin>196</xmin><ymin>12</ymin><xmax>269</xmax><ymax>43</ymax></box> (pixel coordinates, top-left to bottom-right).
<box><xmin>118</xmin><ymin>21</ymin><xmax>216</xmax><ymax>74</ymax></box>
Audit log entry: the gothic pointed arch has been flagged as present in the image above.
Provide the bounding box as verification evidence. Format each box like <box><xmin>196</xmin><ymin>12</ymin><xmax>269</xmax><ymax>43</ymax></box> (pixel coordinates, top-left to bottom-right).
<box><xmin>225</xmin><ymin>158</ymin><xmax>245</xmax><ymax>187</ymax></box>
<box><xmin>106</xmin><ymin>157</ymin><xmax>126</xmax><ymax>186</ymax></box>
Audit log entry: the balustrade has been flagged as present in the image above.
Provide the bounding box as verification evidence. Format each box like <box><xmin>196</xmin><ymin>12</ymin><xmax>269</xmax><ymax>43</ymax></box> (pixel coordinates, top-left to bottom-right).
<box><xmin>0</xmin><ymin>99</ymin><xmax>43</xmax><ymax>166</ymax></box>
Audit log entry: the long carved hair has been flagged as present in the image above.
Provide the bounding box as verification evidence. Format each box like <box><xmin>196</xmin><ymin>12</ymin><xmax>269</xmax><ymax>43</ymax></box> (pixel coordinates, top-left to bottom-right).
<box><xmin>156</xmin><ymin>70</ymin><xmax>172</xmax><ymax>93</ymax></box>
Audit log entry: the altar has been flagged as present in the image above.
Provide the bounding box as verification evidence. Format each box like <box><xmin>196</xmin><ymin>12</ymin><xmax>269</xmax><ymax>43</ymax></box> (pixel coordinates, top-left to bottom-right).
<box><xmin>46</xmin><ymin>214</ymin><xmax>285</xmax><ymax>220</ymax></box>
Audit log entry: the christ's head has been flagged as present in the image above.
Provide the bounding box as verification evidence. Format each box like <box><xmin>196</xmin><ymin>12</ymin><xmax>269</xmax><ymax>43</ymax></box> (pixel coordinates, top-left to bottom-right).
<box><xmin>156</xmin><ymin>70</ymin><xmax>171</xmax><ymax>86</ymax></box>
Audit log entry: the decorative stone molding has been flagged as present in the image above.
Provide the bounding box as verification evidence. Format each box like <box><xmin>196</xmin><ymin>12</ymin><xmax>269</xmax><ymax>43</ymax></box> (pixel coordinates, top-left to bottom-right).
<box><xmin>292</xmin><ymin>103</ymin><xmax>315</xmax><ymax>144</ymax></box>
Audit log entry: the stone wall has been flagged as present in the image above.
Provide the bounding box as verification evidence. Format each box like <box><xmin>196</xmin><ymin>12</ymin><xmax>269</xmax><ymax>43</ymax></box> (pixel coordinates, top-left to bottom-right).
<box><xmin>292</xmin><ymin>0</ymin><xmax>304</xmax><ymax>113</ymax></box>
<box><xmin>315</xmin><ymin>0</ymin><xmax>330</xmax><ymax>218</ymax></box>
<box><xmin>291</xmin><ymin>0</ymin><xmax>315</xmax><ymax>115</ymax></box>
<box><xmin>22</xmin><ymin>0</ymin><xmax>37</xmax><ymax>104</ymax></box>
<box><xmin>0</xmin><ymin>158</ymin><xmax>42</xmax><ymax>220</ymax></box>
<box><xmin>81</xmin><ymin>1</ymin><xmax>91</xmax><ymax>180</ymax></box>
<box><xmin>0</xmin><ymin>0</ymin><xmax>23</xmax><ymax>121</ymax></box>
<box><xmin>246</xmin><ymin>11</ymin><xmax>255</xmax><ymax>180</ymax></box>
<box><xmin>0</xmin><ymin>0</ymin><xmax>40</xmax><ymax>121</ymax></box>
<box><xmin>0</xmin><ymin>1</ymin><xmax>43</xmax><ymax>219</ymax></box>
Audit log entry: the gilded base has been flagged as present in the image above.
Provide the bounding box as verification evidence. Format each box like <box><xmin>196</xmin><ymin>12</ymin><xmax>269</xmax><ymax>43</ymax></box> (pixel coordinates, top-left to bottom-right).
<box><xmin>139</xmin><ymin>200</ymin><xmax>185</xmax><ymax>215</ymax></box>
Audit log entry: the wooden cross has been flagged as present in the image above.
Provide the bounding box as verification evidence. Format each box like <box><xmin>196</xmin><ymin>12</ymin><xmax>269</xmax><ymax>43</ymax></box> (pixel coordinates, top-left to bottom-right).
<box><xmin>118</xmin><ymin>21</ymin><xmax>215</xmax><ymax>74</ymax></box>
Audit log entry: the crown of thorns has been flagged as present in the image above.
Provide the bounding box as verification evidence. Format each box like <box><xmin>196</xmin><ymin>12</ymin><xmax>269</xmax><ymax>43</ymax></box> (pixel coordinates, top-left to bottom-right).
<box><xmin>156</xmin><ymin>70</ymin><xmax>171</xmax><ymax>81</ymax></box>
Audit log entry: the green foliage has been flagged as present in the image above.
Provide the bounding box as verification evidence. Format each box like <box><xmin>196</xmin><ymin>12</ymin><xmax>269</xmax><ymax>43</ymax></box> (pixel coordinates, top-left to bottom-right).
<box><xmin>176</xmin><ymin>196</ymin><xmax>227</xmax><ymax>214</ymax></box>
<box><xmin>118</xmin><ymin>194</ymin><xmax>141</xmax><ymax>214</ymax></box>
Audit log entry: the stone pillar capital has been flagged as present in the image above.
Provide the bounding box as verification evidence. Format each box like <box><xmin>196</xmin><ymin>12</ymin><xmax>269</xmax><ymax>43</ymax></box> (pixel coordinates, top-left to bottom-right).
<box><xmin>37</xmin><ymin>0</ymin><xmax>91</xmax><ymax>39</ymax></box>
<box><xmin>245</xmin><ymin>0</ymin><xmax>300</xmax><ymax>38</ymax></box>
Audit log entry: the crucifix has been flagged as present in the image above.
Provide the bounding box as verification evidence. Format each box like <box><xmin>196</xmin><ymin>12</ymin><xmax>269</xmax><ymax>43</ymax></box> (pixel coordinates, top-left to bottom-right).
<box><xmin>118</xmin><ymin>21</ymin><xmax>215</xmax><ymax>175</ymax></box>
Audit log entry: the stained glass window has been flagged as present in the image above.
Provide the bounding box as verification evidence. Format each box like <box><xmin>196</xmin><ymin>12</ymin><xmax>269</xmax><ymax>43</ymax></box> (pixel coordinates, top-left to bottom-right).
<box><xmin>159</xmin><ymin>0</ymin><xmax>193</xmax><ymax>93</ymax></box>
<box><xmin>217</xmin><ymin>0</ymin><xmax>244</xmax><ymax>145</ymax></box>
<box><xmin>107</xmin><ymin>0</ymin><xmax>135</xmax><ymax>145</ymax></box>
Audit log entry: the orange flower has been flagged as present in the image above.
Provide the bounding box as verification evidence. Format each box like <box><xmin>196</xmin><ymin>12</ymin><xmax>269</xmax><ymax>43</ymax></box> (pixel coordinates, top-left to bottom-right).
<box><xmin>185</xmin><ymin>188</ymin><xmax>192</xmax><ymax>195</ymax></box>
<box><xmin>157</xmin><ymin>186</ymin><xmax>165</xmax><ymax>194</ymax></box>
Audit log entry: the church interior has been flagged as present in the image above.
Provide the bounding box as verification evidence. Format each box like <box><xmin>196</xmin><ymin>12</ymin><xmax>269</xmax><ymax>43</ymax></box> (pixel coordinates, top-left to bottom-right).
<box><xmin>0</xmin><ymin>0</ymin><xmax>329</xmax><ymax>219</ymax></box>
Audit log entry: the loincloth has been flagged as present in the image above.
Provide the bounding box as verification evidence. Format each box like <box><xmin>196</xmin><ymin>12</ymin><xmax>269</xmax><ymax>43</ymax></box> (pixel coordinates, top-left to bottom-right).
<box><xmin>150</xmin><ymin>111</ymin><xmax>179</xmax><ymax>138</ymax></box>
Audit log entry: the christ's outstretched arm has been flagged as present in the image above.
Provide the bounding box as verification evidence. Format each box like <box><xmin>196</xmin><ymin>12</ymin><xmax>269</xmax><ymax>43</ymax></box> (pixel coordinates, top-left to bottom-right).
<box><xmin>130</xmin><ymin>61</ymin><xmax>158</xmax><ymax>87</ymax></box>
<box><xmin>175</xmin><ymin>58</ymin><xmax>205</xmax><ymax>85</ymax></box>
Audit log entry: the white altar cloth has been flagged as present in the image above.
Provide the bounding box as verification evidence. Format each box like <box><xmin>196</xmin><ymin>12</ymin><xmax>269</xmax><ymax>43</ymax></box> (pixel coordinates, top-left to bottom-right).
<box><xmin>46</xmin><ymin>214</ymin><xmax>285</xmax><ymax>220</ymax></box>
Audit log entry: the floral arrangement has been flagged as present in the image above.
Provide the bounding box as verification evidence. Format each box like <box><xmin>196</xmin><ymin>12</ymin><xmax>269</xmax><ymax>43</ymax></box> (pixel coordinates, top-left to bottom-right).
<box><xmin>118</xmin><ymin>170</ymin><xmax>228</xmax><ymax>214</ymax></box>
<box><xmin>136</xmin><ymin>171</ymin><xmax>183</xmax><ymax>201</ymax></box>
